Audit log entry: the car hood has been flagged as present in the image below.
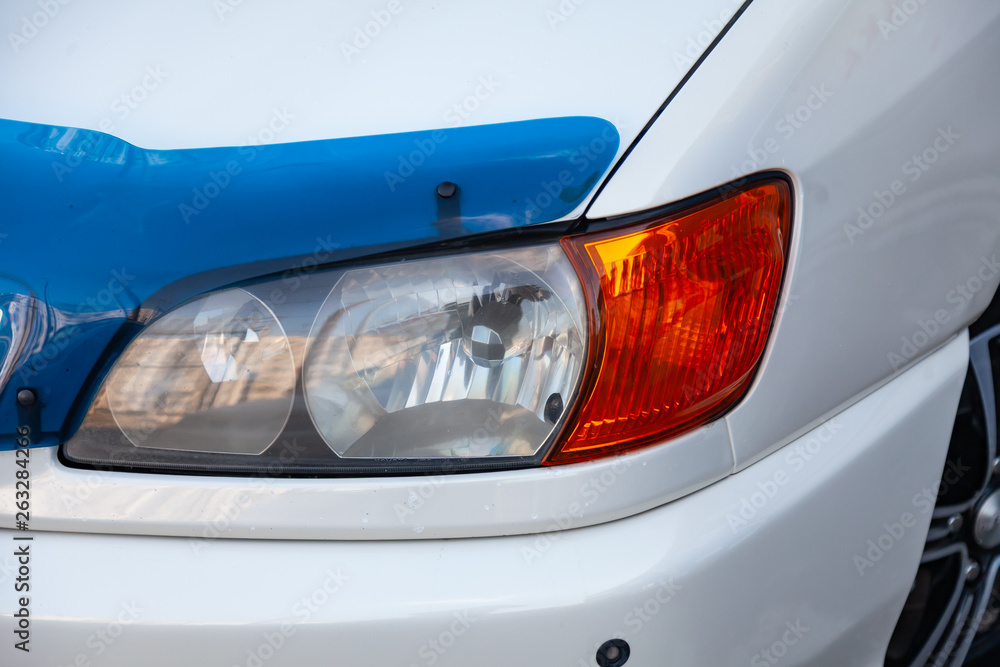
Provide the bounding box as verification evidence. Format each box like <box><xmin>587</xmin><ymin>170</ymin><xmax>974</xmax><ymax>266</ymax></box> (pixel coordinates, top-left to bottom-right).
<box><xmin>1</xmin><ymin>0</ymin><xmax>745</xmax><ymax>150</ymax></box>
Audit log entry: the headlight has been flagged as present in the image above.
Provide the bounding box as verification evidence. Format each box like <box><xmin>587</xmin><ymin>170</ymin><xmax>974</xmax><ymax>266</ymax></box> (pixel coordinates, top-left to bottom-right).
<box><xmin>65</xmin><ymin>245</ymin><xmax>588</xmax><ymax>474</ymax></box>
<box><xmin>102</xmin><ymin>289</ymin><xmax>296</xmax><ymax>455</ymax></box>
<box><xmin>63</xmin><ymin>176</ymin><xmax>791</xmax><ymax>475</ymax></box>
<box><xmin>303</xmin><ymin>249</ymin><xmax>585</xmax><ymax>459</ymax></box>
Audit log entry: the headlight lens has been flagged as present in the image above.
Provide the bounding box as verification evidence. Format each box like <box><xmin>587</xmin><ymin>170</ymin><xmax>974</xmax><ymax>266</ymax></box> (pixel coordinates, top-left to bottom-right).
<box><xmin>104</xmin><ymin>289</ymin><xmax>296</xmax><ymax>455</ymax></box>
<box><xmin>303</xmin><ymin>249</ymin><xmax>586</xmax><ymax>458</ymax></box>
<box><xmin>65</xmin><ymin>245</ymin><xmax>587</xmax><ymax>473</ymax></box>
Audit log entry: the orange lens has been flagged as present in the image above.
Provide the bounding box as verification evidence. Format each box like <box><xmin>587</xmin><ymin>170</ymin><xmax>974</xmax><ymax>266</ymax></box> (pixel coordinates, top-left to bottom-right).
<box><xmin>548</xmin><ymin>179</ymin><xmax>791</xmax><ymax>463</ymax></box>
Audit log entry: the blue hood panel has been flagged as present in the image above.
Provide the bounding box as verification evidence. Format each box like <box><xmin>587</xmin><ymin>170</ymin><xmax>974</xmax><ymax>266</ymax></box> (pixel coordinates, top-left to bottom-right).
<box><xmin>0</xmin><ymin>116</ymin><xmax>619</xmax><ymax>448</ymax></box>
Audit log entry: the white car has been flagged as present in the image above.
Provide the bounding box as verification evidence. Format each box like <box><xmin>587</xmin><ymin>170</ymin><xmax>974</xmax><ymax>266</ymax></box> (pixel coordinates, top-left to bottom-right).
<box><xmin>2</xmin><ymin>1</ymin><xmax>1000</xmax><ymax>666</ymax></box>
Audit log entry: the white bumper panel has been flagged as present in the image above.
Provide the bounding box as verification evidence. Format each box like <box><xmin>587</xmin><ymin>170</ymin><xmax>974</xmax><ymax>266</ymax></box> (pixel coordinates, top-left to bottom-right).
<box><xmin>0</xmin><ymin>414</ymin><xmax>734</xmax><ymax>541</ymax></box>
<box><xmin>0</xmin><ymin>333</ymin><xmax>967</xmax><ymax>666</ymax></box>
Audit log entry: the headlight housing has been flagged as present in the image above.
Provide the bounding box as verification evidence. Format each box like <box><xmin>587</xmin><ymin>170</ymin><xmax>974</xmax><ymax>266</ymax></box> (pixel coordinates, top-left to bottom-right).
<box><xmin>63</xmin><ymin>176</ymin><xmax>791</xmax><ymax>475</ymax></box>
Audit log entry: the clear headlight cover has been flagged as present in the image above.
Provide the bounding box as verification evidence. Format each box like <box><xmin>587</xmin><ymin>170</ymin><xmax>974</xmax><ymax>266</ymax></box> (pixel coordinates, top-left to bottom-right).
<box><xmin>303</xmin><ymin>249</ymin><xmax>586</xmax><ymax>459</ymax></box>
<box><xmin>104</xmin><ymin>289</ymin><xmax>295</xmax><ymax>455</ymax></box>
<box><xmin>63</xmin><ymin>245</ymin><xmax>587</xmax><ymax>474</ymax></box>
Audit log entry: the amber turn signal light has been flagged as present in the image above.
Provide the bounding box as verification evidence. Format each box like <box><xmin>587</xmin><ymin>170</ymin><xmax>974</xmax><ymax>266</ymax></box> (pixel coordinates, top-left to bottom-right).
<box><xmin>548</xmin><ymin>178</ymin><xmax>792</xmax><ymax>463</ymax></box>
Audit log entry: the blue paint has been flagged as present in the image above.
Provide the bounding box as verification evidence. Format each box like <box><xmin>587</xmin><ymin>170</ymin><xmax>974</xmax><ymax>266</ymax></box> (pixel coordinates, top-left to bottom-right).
<box><xmin>0</xmin><ymin>116</ymin><xmax>619</xmax><ymax>448</ymax></box>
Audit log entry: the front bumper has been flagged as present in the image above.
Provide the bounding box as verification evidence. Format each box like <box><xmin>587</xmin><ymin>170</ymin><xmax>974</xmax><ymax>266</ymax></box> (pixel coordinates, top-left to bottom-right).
<box><xmin>0</xmin><ymin>333</ymin><xmax>967</xmax><ymax>666</ymax></box>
